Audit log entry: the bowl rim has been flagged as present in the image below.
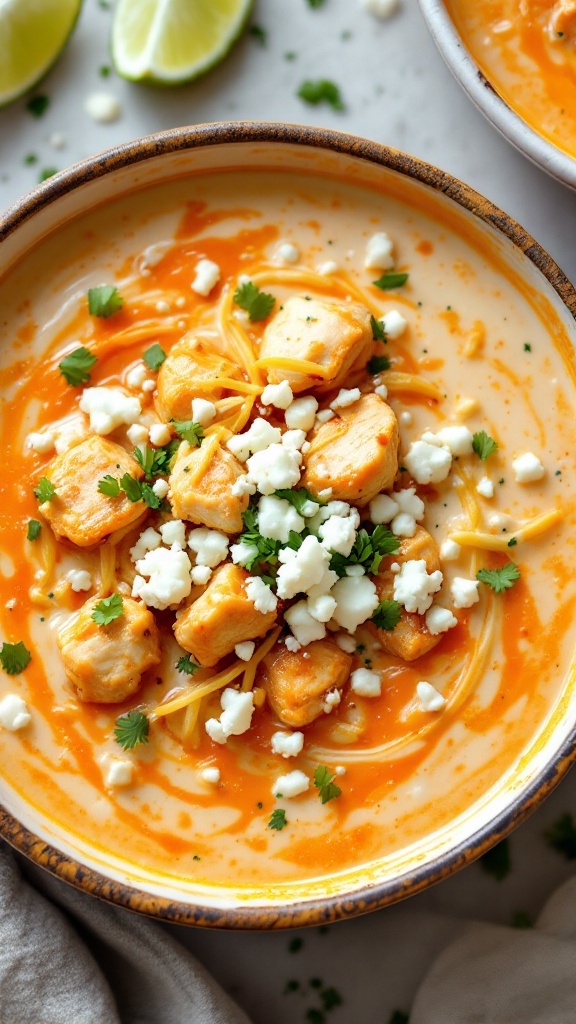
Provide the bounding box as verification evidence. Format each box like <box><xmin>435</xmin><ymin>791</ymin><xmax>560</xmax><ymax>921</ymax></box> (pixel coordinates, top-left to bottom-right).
<box><xmin>2</xmin><ymin>120</ymin><xmax>576</xmax><ymax>929</ymax></box>
<box><xmin>417</xmin><ymin>0</ymin><xmax>576</xmax><ymax>191</ymax></box>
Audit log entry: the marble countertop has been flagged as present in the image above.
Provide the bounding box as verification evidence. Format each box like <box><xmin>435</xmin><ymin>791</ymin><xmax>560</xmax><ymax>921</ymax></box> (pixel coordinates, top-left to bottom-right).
<box><xmin>1</xmin><ymin>1</ymin><xmax>576</xmax><ymax>1020</ymax></box>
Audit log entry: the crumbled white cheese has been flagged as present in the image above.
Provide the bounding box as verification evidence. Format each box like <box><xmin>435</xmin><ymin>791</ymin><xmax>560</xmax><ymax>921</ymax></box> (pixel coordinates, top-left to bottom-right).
<box><xmin>374</xmin><ymin>384</ymin><xmax>388</xmax><ymax>400</ymax></box>
<box><xmin>318</xmin><ymin>514</ymin><xmax>357</xmax><ymax>556</ymax></box>
<box><xmin>277</xmin><ymin>242</ymin><xmax>300</xmax><ymax>264</ymax></box>
<box><xmin>187</xmin><ymin>527</ymin><xmax>229</xmax><ymax>567</ymax></box>
<box><xmin>450</xmin><ymin>577</ymin><xmax>480</xmax><ymax>609</ymax></box>
<box><xmin>201</xmin><ymin>767</ymin><xmax>221</xmax><ymax>784</ymax></box>
<box><xmin>381</xmin><ymin>309</ymin><xmax>407</xmax><ymax>339</ymax></box>
<box><xmin>272</xmin><ymin>769</ymin><xmax>310</xmax><ymax>798</ymax></box>
<box><xmin>49</xmin><ymin>132</ymin><xmax>65</xmax><ymax>150</ymax></box>
<box><xmin>227</xmin><ymin>418</ymin><xmax>282</xmax><ymax>462</ymax></box>
<box><xmin>284</xmin><ymin>395</ymin><xmax>318</xmax><ymax>432</ymax></box>
<box><xmin>331</xmin><ymin>575</ymin><xmax>379</xmax><ymax>632</ymax></box>
<box><xmin>393</xmin><ymin>559</ymin><xmax>443</xmax><ymax>614</ymax></box>
<box><xmin>425</xmin><ymin>604</ymin><xmax>458</xmax><ymax>635</ymax></box>
<box><xmin>235</xmin><ymin>641</ymin><xmax>256</xmax><ymax>662</ymax></box>
<box><xmin>315</xmin><ymin>408</ymin><xmax>335</xmax><ymax>425</ymax></box>
<box><xmin>335</xmin><ymin>765</ymin><xmax>346</xmax><ymax>776</ymax></box>
<box><xmin>191</xmin><ymin>398</ymin><xmax>216</xmax><ymax>426</ymax></box>
<box><xmin>396</xmin><ymin>487</ymin><xmax>425</xmax><ymax>520</ymax></box>
<box><xmin>142</xmin><ymin>380</ymin><xmax>156</xmax><ymax>393</ymax></box>
<box><xmin>159</xmin><ymin>520</ymin><xmax>186</xmax><ymax>550</ymax></box>
<box><xmin>149</xmin><ymin>423</ymin><xmax>171</xmax><ymax>447</ymax></box>
<box><xmin>261</xmin><ymin>380</ymin><xmax>294</xmax><ymax>410</ymax></box>
<box><xmin>191</xmin><ymin>565</ymin><xmax>211</xmax><ymax>585</ymax></box>
<box><xmin>26</xmin><ymin>431</ymin><xmax>55</xmax><ymax>454</ymax></box>
<box><xmin>156</xmin><ymin>300</ymin><xmax>170</xmax><ymax>314</ymax></box>
<box><xmin>246</xmin><ymin>443</ymin><xmax>302</xmax><ymax>495</ymax></box>
<box><xmin>330</xmin><ymin>387</ymin><xmax>361</xmax><ymax>410</ymax></box>
<box><xmin>390</xmin><ymin>512</ymin><xmax>417</xmax><ymax>537</ymax></box>
<box><xmin>67</xmin><ymin>569</ymin><xmax>92</xmax><ymax>592</ymax></box>
<box><xmin>130</xmin><ymin>527</ymin><xmax>162</xmax><ymax>563</ymax></box>
<box><xmin>359</xmin><ymin>0</ymin><xmax>400</xmax><ymax>20</ymax></box>
<box><xmin>231</xmin><ymin>475</ymin><xmax>257</xmax><ymax>498</ymax></box>
<box><xmin>191</xmin><ymin>259</ymin><xmax>220</xmax><ymax>297</ymax></box>
<box><xmin>423</xmin><ymin>426</ymin><xmax>474</xmax><ymax>457</ymax></box>
<box><xmin>281</xmin><ymin>429</ymin><xmax>308</xmax><ymax>453</ymax></box>
<box><xmin>127</xmin><ymin>423</ymin><xmax>148</xmax><ymax>446</ymax></box>
<box><xmin>205</xmin><ymin>688</ymin><xmax>255</xmax><ymax>745</ymax></box>
<box><xmin>317</xmin><ymin>260</ymin><xmax>339</xmax><ymax>276</ymax></box>
<box><xmin>512</xmin><ymin>452</ymin><xmax>545</xmax><ymax>483</ymax></box>
<box><xmin>440</xmin><ymin>538</ymin><xmax>461</xmax><ymax>561</ymax></box>
<box><xmin>284</xmin><ymin>601</ymin><xmax>327</xmax><ymax>646</ymax></box>
<box><xmin>322</xmin><ymin>688</ymin><xmax>341</xmax><ymax>713</ymax></box>
<box><xmin>476</xmin><ymin>476</ymin><xmax>494</xmax><ymax>498</ymax></box>
<box><xmin>0</xmin><ymin>694</ymin><xmax>31</xmax><ymax>731</ymax></box>
<box><xmin>79</xmin><ymin>387</ymin><xmax>142</xmax><ymax>436</ymax></box>
<box><xmin>132</xmin><ymin>547</ymin><xmax>192</xmax><ymax>610</ymax></box>
<box><xmin>229</xmin><ymin>541</ymin><xmax>259</xmax><ymax>567</ymax></box>
<box><xmin>307</xmin><ymin>592</ymin><xmax>337</xmax><ymax>623</ymax></box>
<box><xmin>276</xmin><ymin>535</ymin><xmax>330</xmax><ymax>600</ymax></box>
<box><xmin>271</xmin><ymin>730</ymin><xmax>304</xmax><ymax>758</ymax></box>
<box><xmin>350</xmin><ymin>667</ymin><xmax>382</xmax><ymax>697</ymax></box>
<box><xmin>307</xmin><ymin>499</ymin><xmax>358</xmax><ymax>535</ymax></box>
<box><xmin>245</xmin><ymin>576</ymin><xmax>278</xmax><ymax>614</ymax></box>
<box><xmin>345</xmin><ymin>564</ymin><xmax>365</xmax><ymax>577</ymax></box>
<box><xmin>126</xmin><ymin>364</ymin><xmax>148</xmax><ymax>390</ymax></box>
<box><xmin>84</xmin><ymin>92</ymin><xmax>121</xmax><ymax>123</ymax></box>
<box><xmin>105</xmin><ymin>759</ymin><xmax>133</xmax><ymax>787</ymax></box>
<box><xmin>284</xmin><ymin>635</ymin><xmax>302</xmax><ymax>653</ymax></box>
<box><xmin>369</xmin><ymin>493</ymin><xmax>400</xmax><ymax>524</ymax></box>
<box><xmin>403</xmin><ymin>440</ymin><xmax>452</xmax><ymax>485</ymax></box>
<box><xmin>152</xmin><ymin>478</ymin><xmax>169</xmax><ymax>499</ymax></box>
<box><xmin>416</xmin><ymin>680</ymin><xmax>446</xmax><ymax>712</ymax></box>
<box><xmin>257</xmin><ymin>495</ymin><xmax>305</xmax><ymax>543</ymax></box>
<box><xmin>336</xmin><ymin>634</ymin><xmax>357</xmax><ymax>653</ymax></box>
<box><xmin>365</xmin><ymin>231</ymin><xmax>394</xmax><ymax>270</ymax></box>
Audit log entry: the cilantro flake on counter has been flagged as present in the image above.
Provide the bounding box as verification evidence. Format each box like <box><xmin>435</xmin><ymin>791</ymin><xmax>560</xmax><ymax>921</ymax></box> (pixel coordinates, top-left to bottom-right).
<box><xmin>143</xmin><ymin>343</ymin><xmax>166</xmax><ymax>371</ymax></box>
<box><xmin>114</xmin><ymin>709</ymin><xmax>149</xmax><ymax>750</ymax></box>
<box><xmin>321</xmin><ymin>987</ymin><xmax>343</xmax><ymax>1011</ymax></box>
<box><xmin>544</xmin><ymin>813</ymin><xmax>576</xmax><ymax>859</ymax></box>
<box><xmin>306</xmin><ymin>0</ymin><xmax>327</xmax><ymax>6</ymax></box>
<box><xmin>367</xmin><ymin>354</ymin><xmax>391</xmax><ymax>375</ymax></box>
<box><xmin>372</xmin><ymin>599</ymin><xmax>402</xmax><ymax>631</ymax></box>
<box><xmin>0</xmin><ymin>641</ymin><xmax>31</xmax><ymax>675</ymax></box>
<box><xmin>92</xmin><ymin>594</ymin><xmax>124</xmax><ymax>626</ymax></box>
<box><xmin>88</xmin><ymin>285</ymin><xmax>123</xmax><ymax>319</ymax></box>
<box><xmin>480</xmin><ymin>838</ymin><xmax>511</xmax><ymax>880</ymax></box>
<box><xmin>268</xmin><ymin>808</ymin><xmax>288</xmax><ymax>830</ymax></box>
<box><xmin>305</xmin><ymin>1011</ymin><xmax>324</xmax><ymax>1024</ymax></box>
<box><xmin>234</xmin><ymin>281</ymin><xmax>275</xmax><ymax>322</ymax></box>
<box><xmin>27</xmin><ymin>94</ymin><xmax>49</xmax><ymax>117</ymax></box>
<box><xmin>27</xmin><ymin>520</ymin><xmax>41</xmax><ymax>541</ymax></box>
<box><xmin>314</xmin><ymin>765</ymin><xmax>341</xmax><ymax>805</ymax></box>
<box><xmin>34</xmin><ymin>477</ymin><xmax>56</xmax><ymax>503</ymax></box>
<box><xmin>177</xmin><ymin>655</ymin><xmax>199</xmax><ymax>675</ymax></box>
<box><xmin>39</xmin><ymin>167</ymin><xmax>58</xmax><ymax>182</ymax></box>
<box><xmin>288</xmin><ymin>937</ymin><xmax>303</xmax><ymax>953</ymax></box>
<box><xmin>297</xmin><ymin>79</ymin><xmax>344</xmax><ymax>111</ymax></box>
<box><xmin>477</xmin><ymin>562</ymin><xmax>520</xmax><ymax>593</ymax></box>
<box><xmin>388</xmin><ymin>1013</ymin><xmax>409</xmax><ymax>1024</ymax></box>
<box><xmin>370</xmin><ymin>314</ymin><xmax>387</xmax><ymax>342</ymax></box>
<box><xmin>472</xmin><ymin>430</ymin><xmax>498</xmax><ymax>461</ymax></box>
<box><xmin>249</xmin><ymin>24</ymin><xmax>267</xmax><ymax>45</ymax></box>
<box><xmin>171</xmin><ymin>420</ymin><xmax>204</xmax><ymax>446</ymax></box>
<box><xmin>58</xmin><ymin>346</ymin><xmax>98</xmax><ymax>386</ymax></box>
<box><xmin>373</xmin><ymin>271</ymin><xmax>409</xmax><ymax>291</ymax></box>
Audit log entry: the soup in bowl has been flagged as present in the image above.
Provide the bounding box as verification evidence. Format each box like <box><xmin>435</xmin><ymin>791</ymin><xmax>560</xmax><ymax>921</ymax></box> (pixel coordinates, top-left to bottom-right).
<box><xmin>1</xmin><ymin>124</ymin><xmax>576</xmax><ymax>927</ymax></box>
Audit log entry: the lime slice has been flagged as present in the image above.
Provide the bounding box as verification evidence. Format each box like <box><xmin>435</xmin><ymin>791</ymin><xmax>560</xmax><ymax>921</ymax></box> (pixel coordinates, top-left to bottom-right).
<box><xmin>111</xmin><ymin>0</ymin><xmax>254</xmax><ymax>85</ymax></box>
<box><xmin>0</xmin><ymin>0</ymin><xmax>82</xmax><ymax>108</ymax></box>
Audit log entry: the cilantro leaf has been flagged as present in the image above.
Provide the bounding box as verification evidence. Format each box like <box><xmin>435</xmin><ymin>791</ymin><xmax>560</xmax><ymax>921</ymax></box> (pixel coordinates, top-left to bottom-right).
<box><xmin>143</xmin><ymin>343</ymin><xmax>166</xmax><ymax>371</ymax></box>
<box><xmin>321</xmin><ymin>988</ymin><xmax>343</xmax><ymax>1011</ymax></box>
<box><xmin>92</xmin><ymin>594</ymin><xmax>124</xmax><ymax>626</ymax></box>
<box><xmin>119</xmin><ymin>473</ymin><xmax>143</xmax><ymax>503</ymax></box>
<box><xmin>58</xmin><ymin>346</ymin><xmax>97</xmax><ymax>387</ymax></box>
<box><xmin>329</xmin><ymin>525</ymin><xmax>399</xmax><ymax>577</ymax></box>
<box><xmin>27</xmin><ymin>95</ymin><xmax>49</xmax><ymax>118</ymax></box>
<box><xmin>472</xmin><ymin>430</ymin><xmax>498</xmax><ymax>461</ymax></box>
<box><xmin>249</xmin><ymin>24</ymin><xmax>267</xmax><ymax>45</ymax></box>
<box><xmin>114</xmin><ymin>709</ymin><xmax>149</xmax><ymax>750</ymax></box>
<box><xmin>141</xmin><ymin>483</ymin><xmax>161</xmax><ymax>509</ymax></box>
<box><xmin>88</xmin><ymin>285</ymin><xmax>123</xmax><ymax>319</ymax></box>
<box><xmin>297</xmin><ymin>79</ymin><xmax>345</xmax><ymax>111</ymax></box>
<box><xmin>370</xmin><ymin>314</ymin><xmax>387</xmax><ymax>342</ymax></box>
<box><xmin>34</xmin><ymin>477</ymin><xmax>56</xmax><ymax>502</ymax></box>
<box><xmin>0</xmin><ymin>641</ymin><xmax>31</xmax><ymax>675</ymax></box>
<box><xmin>387</xmin><ymin>1013</ymin><xmax>409</xmax><ymax>1024</ymax></box>
<box><xmin>480</xmin><ymin>838</ymin><xmax>511</xmax><ymax>881</ymax></box>
<box><xmin>373</xmin><ymin>271</ymin><xmax>409</xmax><ymax>291</ymax></box>
<box><xmin>313</xmin><ymin>765</ymin><xmax>341</xmax><ymax>805</ymax></box>
<box><xmin>268</xmin><ymin>808</ymin><xmax>288</xmax><ymax>830</ymax></box>
<box><xmin>306</xmin><ymin>0</ymin><xmax>326</xmax><ymax>6</ymax></box>
<box><xmin>233</xmin><ymin>281</ymin><xmax>276</xmax><ymax>322</ymax></box>
<box><xmin>27</xmin><ymin>519</ymin><xmax>41</xmax><ymax>541</ymax></box>
<box><xmin>367</xmin><ymin>355</ymin><xmax>391</xmax><ymax>374</ymax></box>
<box><xmin>171</xmin><ymin>420</ymin><xmax>205</xmax><ymax>446</ymax></box>
<box><xmin>477</xmin><ymin>562</ymin><xmax>520</xmax><ymax>593</ymax></box>
<box><xmin>133</xmin><ymin>442</ymin><xmax>179</xmax><ymax>479</ymax></box>
<box><xmin>177</xmin><ymin>655</ymin><xmax>199</xmax><ymax>675</ymax></box>
<box><xmin>273</xmin><ymin>487</ymin><xmax>322</xmax><ymax>515</ymax></box>
<box><xmin>544</xmin><ymin>813</ymin><xmax>576</xmax><ymax>860</ymax></box>
<box><xmin>98</xmin><ymin>475</ymin><xmax>121</xmax><ymax>497</ymax></box>
<box><xmin>372</xmin><ymin>599</ymin><xmax>402</xmax><ymax>631</ymax></box>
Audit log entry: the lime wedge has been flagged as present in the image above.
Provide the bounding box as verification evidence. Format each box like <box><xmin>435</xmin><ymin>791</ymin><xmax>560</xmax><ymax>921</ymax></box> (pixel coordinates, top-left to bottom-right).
<box><xmin>111</xmin><ymin>0</ymin><xmax>255</xmax><ymax>85</ymax></box>
<box><xmin>0</xmin><ymin>0</ymin><xmax>82</xmax><ymax>108</ymax></box>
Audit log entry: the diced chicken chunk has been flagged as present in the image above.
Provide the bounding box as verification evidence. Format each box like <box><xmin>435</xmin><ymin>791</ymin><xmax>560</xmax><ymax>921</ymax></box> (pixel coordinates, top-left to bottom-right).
<box><xmin>259</xmin><ymin>637</ymin><xmax>352</xmax><ymax>727</ymax></box>
<box><xmin>260</xmin><ymin>296</ymin><xmax>373</xmax><ymax>393</ymax></box>
<box><xmin>155</xmin><ymin>336</ymin><xmax>240</xmax><ymax>421</ymax></box>
<box><xmin>169</xmin><ymin>440</ymin><xmax>248</xmax><ymax>532</ymax></box>
<box><xmin>174</xmin><ymin>563</ymin><xmax>277</xmax><ymax>667</ymax></box>
<box><xmin>58</xmin><ymin>595</ymin><xmax>161</xmax><ymax>703</ymax></box>
<box><xmin>39</xmin><ymin>435</ymin><xmax>145</xmax><ymax>547</ymax></box>
<box><xmin>370</xmin><ymin>527</ymin><xmax>443</xmax><ymax>661</ymax></box>
<box><xmin>301</xmin><ymin>393</ymin><xmax>398</xmax><ymax>505</ymax></box>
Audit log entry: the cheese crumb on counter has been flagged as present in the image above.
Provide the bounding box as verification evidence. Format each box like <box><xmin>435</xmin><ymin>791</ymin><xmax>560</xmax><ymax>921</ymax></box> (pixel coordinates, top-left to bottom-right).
<box><xmin>512</xmin><ymin>452</ymin><xmax>545</xmax><ymax>483</ymax></box>
<box><xmin>191</xmin><ymin>259</ymin><xmax>221</xmax><ymax>297</ymax></box>
<box><xmin>0</xmin><ymin>694</ymin><xmax>31</xmax><ymax>731</ymax></box>
<box><xmin>272</xmin><ymin>769</ymin><xmax>310</xmax><ymax>798</ymax></box>
<box><xmin>84</xmin><ymin>92</ymin><xmax>122</xmax><ymax>123</ymax></box>
<box><xmin>271</xmin><ymin>730</ymin><xmax>305</xmax><ymax>758</ymax></box>
<box><xmin>359</xmin><ymin>0</ymin><xmax>401</xmax><ymax>19</ymax></box>
<box><xmin>416</xmin><ymin>681</ymin><xmax>446</xmax><ymax>712</ymax></box>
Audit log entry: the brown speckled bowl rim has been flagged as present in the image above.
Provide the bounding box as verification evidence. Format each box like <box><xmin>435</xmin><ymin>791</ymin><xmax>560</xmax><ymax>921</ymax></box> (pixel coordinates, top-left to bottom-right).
<box><xmin>1</xmin><ymin>121</ymin><xmax>576</xmax><ymax>930</ymax></box>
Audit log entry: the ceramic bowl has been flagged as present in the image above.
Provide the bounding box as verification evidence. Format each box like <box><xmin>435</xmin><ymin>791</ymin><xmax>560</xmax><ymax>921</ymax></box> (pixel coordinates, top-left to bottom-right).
<box><xmin>418</xmin><ymin>0</ymin><xmax>576</xmax><ymax>191</ymax></box>
<box><xmin>1</xmin><ymin>123</ymin><xmax>576</xmax><ymax>928</ymax></box>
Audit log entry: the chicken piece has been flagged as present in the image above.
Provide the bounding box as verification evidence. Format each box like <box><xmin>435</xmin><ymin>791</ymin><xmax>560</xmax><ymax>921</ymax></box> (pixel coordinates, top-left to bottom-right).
<box><xmin>155</xmin><ymin>336</ymin><xmax>240</xmax><ymax>421</ymax></box>
<box><xmin>39</xmin><ymin>435</ymin><xmax>145</xmax><ymax>547</ymax></box>
<box><xmin>369</xmin><ymin>527</ymin><xmax>443</xmax><ymax>661</ymax></box>
<box><xmin>301</xmin><ymin>393</ymin><xmax>398</xmax><ymax>505</ymax></box>
<box><xmin>259</xmin><ymin>637</ymin><xmax>352</xmax><ymax>727</ymax></box>
<box><xmin>260</xmin><ymin>296</ymin><xmax>373</xmax><ymax>394</ymax></box>
<box><xmin>169</xmin><ymin>438</ymin><xmax>248</xmax><ymax>532</ymax></box>
<box><xmin>58</xmin><ymin>595</ymin><xmax>161</xmax><ymax>703</ymax></box>
<box><xmin>174</xmin><ymin>563</ymin><xmax>277</xmax><ymax>667</ymax></box>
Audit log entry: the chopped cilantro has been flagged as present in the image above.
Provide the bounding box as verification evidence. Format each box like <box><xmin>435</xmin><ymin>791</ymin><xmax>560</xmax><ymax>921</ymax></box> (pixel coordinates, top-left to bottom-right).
<box><xmin>476</xmin><ymin>562</ymin><xmax>520</xmax><ymax>593</ymax></box>
<box><xmin>92</xmin><ymin>594</ymin><xmax>123</xmax><ymax>626</ymax></box>
<box><xmin>249</xmin><ymin>24</ymin><xmax>267</xmax><ymax>45</ymax></box>
<box><xmin>171</xmin><ymin>420</ymin><xmax>204</xmax><ymax>446</ymax></box>
<box><xmin>373</xmin><ymin>271</ymin><xmax>409</xmax><ymax>291</ymax></box>
<box><xmin>284</xmin><ymin>980</ymin><xmax>300</xmax><ymax>993</ymax></box>
<box><xmin>367</xmin><ymin>354</ymin><xmax>391</xmax><ymax>374</ymax></box>
<box><xmin>134</xmin><ymin>441</ymin><xmax>179</xmax><ymax>479</ymax></box>
<box><xmin>34</xmin><ymin>477</ymin><xmax>56</xmax><ymax>503</ymax></box>
<box><xmin>321</xmin><ymin>987</ymin><xmax>343</xmax><ymax>1011</ymax></box>
<box><xmin>289</xmin><ymin>937</ymin><xmax>303</xmax><ymax>953</ymax></box>
<box><xmin>119</xmin><ymin>473</ymin><xmax>144</xmax><ymax>503</ymax></box>
<box><xmin>24</xmin><ymin>153</ymin><xmax>38</xmax><ymax>165</ymax></box>
<box><xmin>177</xmin><ymin>655</ymin><xmax>198</xmax><ymax>675</ymax></box>
<box><xmin>143</xmin><ymin>343</ymin><xmax>166</xmax><ymax>371</ymax></box>
<box><xmin>88</xmin><ymin>285</ymin><xmax>123</xmax><ymax>319</ymax></box>
<box><xmin>314</xmin><ymin>765</ymin><xmax>341</xmax><ymax>804</ymax></box>
<box><xmin>273</xmin><ymin>487</ymin><xmax>322</xmax><ymax>515</ymax></box>
<box><xmin>141</xmin><ymin>482</ymin><xmax>162</xmax><ymax>509</ymax></box>
<box><xmin>58</xmin><ymin>346</ymin><xmax>98</xmax><ymax>387</ymax></box>
<box><xmin>330</xmin><ymin>525</ymin><xmax>399</xmax><ymax>577</ymax></box>
<box><xmin>0</xmin><ymin>641</ymin><xmax>31</xmax><ymax>675</ymax></box>
<box><xmin>544</xmin><ymin>813</ymin><xmax>576</xmax><ymax>859</ymax></box>
<box><xmin>284</xmin><ymin>50</ymin><xmax>297</xmax><ymax>60</ymax></box>
<box><xmin>306</xmin><ymin>0</ymin><xmax>327</xmax><ymax>6</ymax></box>
<box><xmin>388</xmin><ymin>1013</ymin><xmax>409</xmax><ymax>1024</ymax></box>
<box><xmin>39</xmin><ymin>168</ymin><xmax>58</xmax><ymax>182</ymax></box>
<box><xmin>234</xmin><ymin>281</ymin><xmax>275</xmax><ymax>322</ymax></box>
<box><xmin>310</xmin><ymin>978</ymin><xmax>322</xmax><ymax>989</ymax></box>
<box><xmin>524</xmin><ymin>342</ymin><xmax>532</xmax><ymax>352</ymax></box>
<box><xmin>114</xmin><ymin>709</ymin><xmax>149</xmax><ymax>750</ymax></box>
<box><xmin>297</xmin><ymin>79</ymin><xmax>344</xmax><ymax>111</ymax></box>
<box><xmin>26</xmin><ymin>520</ymin><xmax>41</xmax><ymax>541</ymax></box>
<box><xmin>507</xmin><ymin>537</ymin><xmax>517</xmax><ymax>548</ymax></box>
<box><xmin>237</xmin><ymin>507</ymin><xmax>282</xmax><ymax>570</ymax></box>
<box><xmin>472</xmin><ymin>430</ymin><xmax>498</xmax><ymax>461</ymax></box>
<box><xmin>268</xmin><ymin>808</ymin><xmax>288</xmax><ymax>830</ymax></box>
<box><xmin>99</xmin><ymin>64</ymin><xmax>111</xmax><ymax>77</ymax></box>
<box><xmin>305</xmin><ymin>1011</ymin><xmax>324</xmax><ymax>1024</ymax></box>
<box><xmin>27</xmin><ymin>95</ymin><xmax>49</xmax><ymax>117</ymax></box>
<box><xmin>480</xmin><ymin>838</ymin><xmax>511</xmax><ymax>880</ymax></box>
<box><xmin>370</xmin><ymin>314</ymin><xmax>387</xmax><ymax>342</ymax></box>
<box><xmin>372</xmin><ymin>599</ymin><xmax>402</xmax><ymax>631</ymax></box>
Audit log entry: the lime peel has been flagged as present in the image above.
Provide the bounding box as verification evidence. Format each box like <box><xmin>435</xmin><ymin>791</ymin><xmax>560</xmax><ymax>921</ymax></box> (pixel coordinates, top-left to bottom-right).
<box><xmin>0</xmin><ymin>0</ymin><xmax>83</xmax><ymax>109</ymax></box>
